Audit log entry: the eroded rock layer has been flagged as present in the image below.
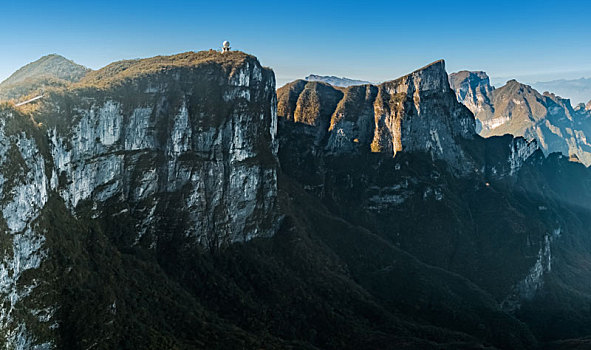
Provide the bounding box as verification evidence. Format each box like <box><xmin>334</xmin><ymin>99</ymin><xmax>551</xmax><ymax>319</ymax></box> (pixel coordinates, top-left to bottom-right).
<box><xmin>279</xmin><ymin>60</ymin><xmax>477</xmax><ymax>171</ymax></box>
<box><xmin>0</xmin><ymin>51</ymin><xmax>279</xmax><ymax>348</ymax></box>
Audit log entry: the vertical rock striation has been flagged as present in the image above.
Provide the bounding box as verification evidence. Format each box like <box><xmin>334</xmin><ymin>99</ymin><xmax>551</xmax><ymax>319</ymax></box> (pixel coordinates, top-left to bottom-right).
<box><xmin>448</xmin><ymin>70</ymin><xmax>495</xmax><ymax>133</ymax></box>
<box><xmin>0</xmin><ymin>50</ymin><xmax>280</xmax><ymax>347</ymax></box>
<box><xmin>450</xmin><ymin>71</ymin><xmax>591</xmax><ymax>166</ymax></box>
<box><xmin>279</xmin><ymin>60</ymin><xmax>477</xmax><ymax>172</ymax></box>
<box><xmin>42</xmin><ymin>51</ymin><xmax>279</xmax><ymax>248</ymax></box>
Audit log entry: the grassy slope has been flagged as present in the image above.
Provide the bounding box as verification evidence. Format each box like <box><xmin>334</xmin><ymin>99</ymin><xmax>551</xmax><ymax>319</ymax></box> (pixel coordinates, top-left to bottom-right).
<box><xmin>0</xmin><ymin>54</ymin><xmax>90</xmax><ymax>101</ymax></box>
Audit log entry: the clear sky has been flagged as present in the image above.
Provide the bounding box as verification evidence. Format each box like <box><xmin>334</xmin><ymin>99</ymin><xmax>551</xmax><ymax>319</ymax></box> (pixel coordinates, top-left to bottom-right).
<box><xmin>1</xmin><ymin>0</ymin><xmax>590</xmax><ymax>88</ymax></box>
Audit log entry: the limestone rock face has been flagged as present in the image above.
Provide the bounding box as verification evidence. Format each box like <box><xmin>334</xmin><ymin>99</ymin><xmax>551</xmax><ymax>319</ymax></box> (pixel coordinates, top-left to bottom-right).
<box><xmin>279</xmin><ymin>60</ymin><xmax>477</xmax><ymax>171</ymax></box>
<box><xmin>0</xmin><ymin>112</ymin><xmax>51</xmax><ymax>349</ymax></box>
<box><xmin>448</xmin><ymin>70</ymin><xmax>495</xmax><ymax>130</ymax></box>
<box><xmin>278</xmin><ymin>63</ymin><xmax>591</xmax><ymax>347</ymax></box>
<box><xmin>0</xmin><ymin>51</ymin><xmax>279</xmax><ymax>348</ymax></box>
<box><xmin>450</xmin><ymin>73</ymin><xmax>591</xmax><ymax>166</ymax></box>
<box><xmin>45</xmin><ymin>52</ymin><xmax>279</xmax><ymax>247</ymax></box>
<box><xmin>1</xmin><ymin>51</ymin><xmax>591</xmax><ymax>349</ymax></box>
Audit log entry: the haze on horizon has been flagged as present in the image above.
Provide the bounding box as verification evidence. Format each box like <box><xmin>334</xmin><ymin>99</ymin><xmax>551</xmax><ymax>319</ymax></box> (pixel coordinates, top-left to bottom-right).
<box><xmin>1</xmin><ymin>0</ymin><xmax>590</xmax><ymax>100</ymax></box>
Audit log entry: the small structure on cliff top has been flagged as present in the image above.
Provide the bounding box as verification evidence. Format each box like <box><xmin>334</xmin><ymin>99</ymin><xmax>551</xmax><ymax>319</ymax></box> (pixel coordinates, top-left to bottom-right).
<box><xmin>222</xmin><ymin>41</ymin><xmax>231</xmax><ymax>53</ymax></box>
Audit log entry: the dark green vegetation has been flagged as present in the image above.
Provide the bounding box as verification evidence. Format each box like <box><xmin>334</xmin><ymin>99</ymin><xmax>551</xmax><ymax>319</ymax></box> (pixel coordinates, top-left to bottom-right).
<box><xmin>280</xmin><ymin>118</ymin><xmax>591</xmax><ymax>345</ymax></box>
<box><xmin>276</xmin><ymin>73</ymin><xmax>591</xmax><ymax>348</ymax></box>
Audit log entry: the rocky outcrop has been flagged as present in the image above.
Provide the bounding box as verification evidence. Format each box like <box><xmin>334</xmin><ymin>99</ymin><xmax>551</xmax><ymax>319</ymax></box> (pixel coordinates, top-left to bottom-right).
<box><xmin>448</xmin><ymin>70</ymin><xmax>495</xmax><ymax>123</ymax></box>
<box><xmin>2</xmin><ymin>51</ymin><xmax>590</xmax><ymax>350</ymax></box>
<box><xmin>0</xmin><ymin>110</ymin><xmax>52</xmax><ymax>349</ymax></box>
<box><xmin>279</xmin><ymin>63</ymin><xmax>591</xmax><ymax>346</ymax></box>
<box><xmin>0</xmin><ymin>51</ymin><xmax>279</xmax><ymax>348</ymax></box>
<box><xmin>279</xmin><ymin>60</ymin><xmax>477</xmax><ymax>171</ymax></box>
<box><xmin>41</xmin><ymin>51</ymin><xmax>279</xmax><ymax>248</ymax></box>
<box><xmin>450</xmin><ymin>73</ymin><xmax>591</xmax><ymax>166</ymax></box>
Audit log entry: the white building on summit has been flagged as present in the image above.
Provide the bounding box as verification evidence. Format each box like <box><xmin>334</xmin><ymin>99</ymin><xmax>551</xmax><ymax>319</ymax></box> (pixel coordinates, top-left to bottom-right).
<box><xmin>222</xmin><ymin>41</ymin><xmax>231</xmax><ymax>53</ymax></box>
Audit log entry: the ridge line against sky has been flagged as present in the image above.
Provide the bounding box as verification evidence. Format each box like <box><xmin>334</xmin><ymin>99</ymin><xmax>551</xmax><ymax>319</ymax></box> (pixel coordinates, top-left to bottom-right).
<box><xmin>1</xmin><ymin>0</ymin><xmax>590</xmax><ymax>93</ymax></box>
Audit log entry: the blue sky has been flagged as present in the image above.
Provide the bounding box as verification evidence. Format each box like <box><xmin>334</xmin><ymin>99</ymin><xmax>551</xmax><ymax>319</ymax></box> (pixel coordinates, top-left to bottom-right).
<box><xmin>0</xmin><ymin>0</ymin><xmax>590</xmax><ymax>88</ymax></box>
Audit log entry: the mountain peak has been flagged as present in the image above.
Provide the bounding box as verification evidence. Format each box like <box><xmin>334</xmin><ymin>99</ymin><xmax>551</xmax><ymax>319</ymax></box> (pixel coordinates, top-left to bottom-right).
<box><xmin>278</xmin><ymin>59</ymin><xmax>476</xmax><ymax>172</ymax></box>
<box><xmin>449</xmin><ymin>70</ymin><xmax>490</xmax><ymax>88</ymax></box>
<box><xmin>449</xmin><ymin>72</ymin><xmax>591</xmax><ymax>165</ymax></box>
<box><xmin>384</xmin><ymin>59</ymin><xmax>450</xmax><ymax>94</ymax></box>
<box><xmin>304</xmin><ymin>74</ymin><xmax>370</xmax><ymax>87</ymax></box>
<box><xmin>449</xmin><ymin>70</ymin><xmax>495</xmax><ymax>118</ymax></box>
<box><xmin>409</xmin><ymin>59</ymin><xmax>447</xmax><ymax>80</ymax></box>
<box><xmin>1</xmin><ymin>54</ymin><xmax>89</xmax><ymax>87</ymax></box>
<box><xmin>0</xmin><ymin>54</ymin><xmax>91</xmax><ymax>101</ymax></box>
<box><xmin>418</xmin><ymin>59</ymin><xmax>445</xmax><ymax>70</ymax></box>
<box><xmin>502</xmin><ymin>79</ymin><xmax>537</xmax><ymax>95</ymax></box>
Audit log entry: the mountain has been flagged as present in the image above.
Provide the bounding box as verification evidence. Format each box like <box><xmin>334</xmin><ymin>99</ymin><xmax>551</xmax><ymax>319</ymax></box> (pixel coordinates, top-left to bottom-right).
<box><xmin>450</xmin><ymin>71</ymin><xmax>591</xmax><ymax>165</ymax></box>
<box><xmin>532</xmin><ymin>77</ymin><xmax>591</xmax><ymax>105</ymax></box>
<box><xmin>448</xmin><ymin>70</ymin><xmax>495</xmax><ymax>118</ymax></box>
<box><xmin>279</xmin><ymin>61</ymin><xmax>591</xmax><ymax>347</ymax></box>
<box><xmin>283</xmin><ymin>61</ymin><xmax>483</xmax><ymax>172</ymax></box>
<box><xmin>304</xmin><ymin>74</ymin><xmax>371</xmax><ymax>87</ymax></box>
<box><xmin>4</xmin><ymin>51</ymin><xmax>591</xmax><ymax>349</ymax></box>
<box><xmin>0</xmin><ymin>50</ymin><xmax>280</xmax><ymax>348</ymax></box>
<box><xmin>0</xmin><ymin>54</ymin><xmax>90</xmax><ymax>101</ymax></box>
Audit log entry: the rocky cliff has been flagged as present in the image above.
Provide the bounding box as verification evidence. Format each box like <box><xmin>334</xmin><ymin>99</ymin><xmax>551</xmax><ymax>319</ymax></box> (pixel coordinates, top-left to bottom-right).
<box><xmin>0</xmin><ymin>50</ymin><xmax>279</xmax><ymax>348</ymax></box>
<box><xmin>3</xmin><ymin>51</ymin><xmax>591</xmax><ymax>350</ymax></box>
<box><xmin>278</xmin><ymin>61</ymin><xmax>591</xmax><ymax>347</ymax></box>
<box><xmin>44</xmin><ymin>51</ymin><xmax>279</xmax><ymax>248</ymax></box>
<box><xmin>451</xmin><ymin>72</ymin><xmax>591</xmax><ymax>166</ymax></box>
<box><xmin>280</xmin><ymin>60</ymin><xmax>479</xmax><ymax>172</ymax></box>
<box><xmin>449</xmin><ymin>70</ymin><xmax>495</xmax><ymax>122</ymax></box>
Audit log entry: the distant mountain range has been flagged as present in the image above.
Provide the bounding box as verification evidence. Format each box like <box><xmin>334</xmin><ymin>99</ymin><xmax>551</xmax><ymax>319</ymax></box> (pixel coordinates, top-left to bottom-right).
<box><xmin>531</xmin><ymin>78</ymin><xmax>591</xmax><ymax>105</ymax></box>
<box><xmin>304</xmin><ymin>74</ymin><xmax>371</xmax><ymax>87</ymax></box>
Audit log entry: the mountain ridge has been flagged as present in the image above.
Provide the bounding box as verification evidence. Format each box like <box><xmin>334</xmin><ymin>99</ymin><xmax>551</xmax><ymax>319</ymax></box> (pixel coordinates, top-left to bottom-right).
<box><xmin>304</xmin><ymin>74</ymin><xmax>371</xmax><ymax>87</ymax></box>
<box><xmin>2</xmin><ymin>51</ymin><xmax>591</xmax><ymax>349</ymax></box>
<box><xmin>450</xmin><ymin>70</ymin><xmax>591</xmax><ymax>166</ymax></box>
<box><xmin>532</xmin><ymin>77</ymin><xmax>591</xmax><ymax>105</ymax></box>
<box><xmin>279</xmin><ymin>59</ymin><xmax>591</xmax><ymax>347</ymax></box>
<box><xmin>0</xmin><ymin>54</ymin><xmax>90</xmax><ymax>101</ymax></box>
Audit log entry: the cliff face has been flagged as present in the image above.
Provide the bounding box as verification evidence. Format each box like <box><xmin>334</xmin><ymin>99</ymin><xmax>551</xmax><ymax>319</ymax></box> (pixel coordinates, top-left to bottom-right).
<box><xmin>279</xmin><ymin>60</ymin><xmax>477</xmax><ymax>171</ymax></box>
<box><xmin>448</xmin><ymin>70</ymin><xmax>495</xmax><ymax>126</ymax></box>
<box><xmin>277</xmin><ymin>61</ymin><xmax>591</xmax><ymax>346</ymax></box>
<box><xmin>43</xmin><ymin>51</ymin><xmax>279</xmax><ymax>248</ymax></box>
<box><xmin>0</xmin><ymin>51</ymin><xmax>279</xmax><ymax>348</ymax></box>
<box><xmin>3</xmin><ymin>52</ymin><xmax>591</xmax><ymax>349</ymax></box>
<box><xmin>450</xmin><ymin>72</ymin><xmax>591</xmax><ymax>166</ymax></box>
